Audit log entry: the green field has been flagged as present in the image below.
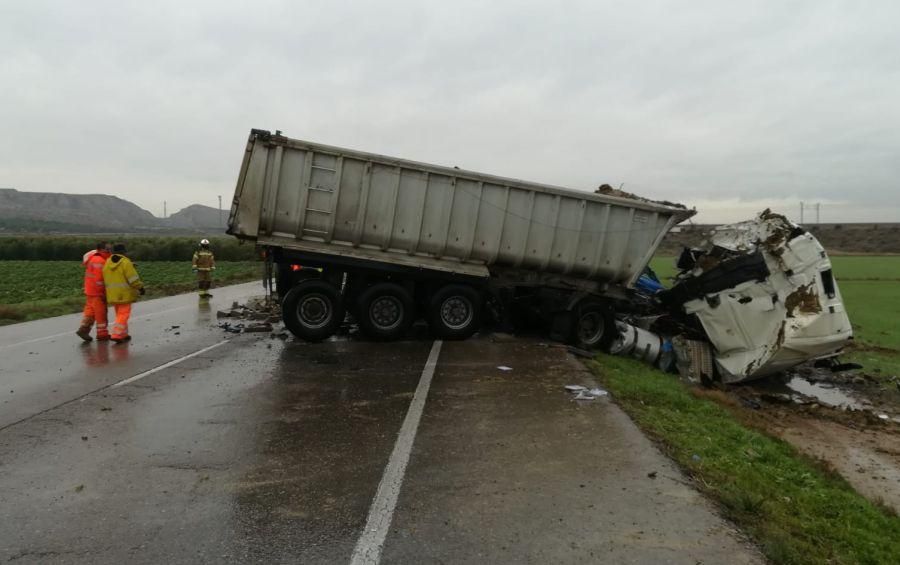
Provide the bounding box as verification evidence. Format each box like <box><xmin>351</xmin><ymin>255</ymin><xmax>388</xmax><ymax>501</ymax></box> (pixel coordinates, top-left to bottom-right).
<box><xmin>0</xmin><ymin>261</ymin><xmax>261</xmax><ymax>324</ymax></box>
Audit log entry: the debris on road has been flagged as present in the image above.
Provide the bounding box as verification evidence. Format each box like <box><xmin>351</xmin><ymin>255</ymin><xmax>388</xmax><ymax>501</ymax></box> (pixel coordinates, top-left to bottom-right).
<box><xmin>217</xmin><ymin>297</ymin><xmax>283</xmax><ymax>335</ymax></box>
<box><xmin>497</xmin><ymin>365</ymin><xmax>513</xmax><ymax>372</ymax></box>
<box><xmin>566</xmin><ymin>386</ymin><xmax>609</xmax><ymax>401</ymax></box>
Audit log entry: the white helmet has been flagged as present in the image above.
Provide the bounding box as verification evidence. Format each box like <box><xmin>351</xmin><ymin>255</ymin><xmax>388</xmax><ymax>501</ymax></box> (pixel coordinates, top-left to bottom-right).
<box><xmin>200</xmin><ymin>239</ymin><xmax>210</xmax><ymax>246</ymax></box>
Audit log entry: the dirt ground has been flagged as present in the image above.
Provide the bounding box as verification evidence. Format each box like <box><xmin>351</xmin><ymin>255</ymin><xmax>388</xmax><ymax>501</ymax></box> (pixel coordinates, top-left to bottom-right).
<box><xmin>707</xmin><ymin>366</ymin><xmax>900</xmax><ymax>514</ymax></box>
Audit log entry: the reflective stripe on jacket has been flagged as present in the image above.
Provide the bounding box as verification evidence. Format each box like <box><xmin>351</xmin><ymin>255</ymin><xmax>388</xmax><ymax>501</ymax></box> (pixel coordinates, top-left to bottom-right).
<box><xmin>192</xmin><ymin>250</ymin><xmax>215</xmax><ymax>271</ymax></box>
<box><xmin>102</xmin><ymin>254</ymin><xmax>144</xmax><ymax>305</ymax></box>
<box><xmin>83</xmin><ymin>250</ymin><xmax>110</xmax><ymax>296</ymax></box>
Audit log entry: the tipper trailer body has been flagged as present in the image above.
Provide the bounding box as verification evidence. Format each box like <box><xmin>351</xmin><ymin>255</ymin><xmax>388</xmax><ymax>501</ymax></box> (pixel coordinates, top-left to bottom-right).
<box><xmin>227</xmin><ymin>129</ymin><xmax>694</xmax><ymax>345</ymax></box>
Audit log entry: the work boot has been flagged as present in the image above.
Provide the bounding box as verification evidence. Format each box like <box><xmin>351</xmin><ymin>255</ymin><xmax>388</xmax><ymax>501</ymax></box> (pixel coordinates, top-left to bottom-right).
<box><xmin>111</xmin><ymin>335</ymin><xmax>132</xmax><ymax>344</ymax></box>
<box><xmin>76</xmin><ymin>328</ymin><xmax>93</xmax><ymax>342</ymax></box>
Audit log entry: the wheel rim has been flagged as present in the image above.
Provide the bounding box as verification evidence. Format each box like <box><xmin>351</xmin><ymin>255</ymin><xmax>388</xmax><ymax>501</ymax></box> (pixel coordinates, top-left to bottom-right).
<box><xmin>369</xmin><ymin>295</ymin><xmax>403</xmax><ymax>331</ymax></box>
<box><xmin>440</xmin><ymin>296</ymin><xmax>474</xmax><ymax>330</ymax></box>
<box><xmin>297</xmin><ymin>293</ymin><xmax>332</xmax><ymax>329</ymax></box>
<box><xmin>577</xmin><ymin>311</ymin><xmax>605</xmax><ymax>346</ymax></box>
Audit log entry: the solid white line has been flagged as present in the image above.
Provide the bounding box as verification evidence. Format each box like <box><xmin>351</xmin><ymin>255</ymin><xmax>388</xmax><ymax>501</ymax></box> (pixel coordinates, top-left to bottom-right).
<box><xmin>1</xmin><ymin>331</ymin><xmax>72</xmax><ymax>349</ymax></box>
<box><xmin>0</xmin><ymin>306</ymin><xmax>190</xmax><ymax>350</ymax></box>
<box><xmin>109</xmin><ymin>340</ymin><xmax>229</xmax><ymax>389</ymax></box>
<box><xmin>350</xmin><ymin>340</ymin><xmax>443</xmax><ymax>565</ymax></box>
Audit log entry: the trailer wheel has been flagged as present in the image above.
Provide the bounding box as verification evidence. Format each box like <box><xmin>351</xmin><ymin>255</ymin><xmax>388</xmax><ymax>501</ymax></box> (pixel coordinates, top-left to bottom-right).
<box><xmin>572</xmin><ymin>302</ymin><xmax>615</xmax><ymax>350</ymax></box>
<box><xmin>357</xmin><ymin>283</ymin><xmax>415</xmax><ymax>340</ymax></box>
<box><xmin>429</xmin><ymin>285</ymin><xmax>482</xmax><ymax>340</ymax></box>
<box><xmin>282</xmin><ymin>280</ymin><xmax>344</xmax><ymax>341</ymax></box>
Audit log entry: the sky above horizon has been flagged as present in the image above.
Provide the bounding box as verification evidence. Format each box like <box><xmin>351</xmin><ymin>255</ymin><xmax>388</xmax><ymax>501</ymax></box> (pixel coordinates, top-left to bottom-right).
<box><xmin>2</xmin><ymin>1</ymin><xmax>898</xmax><ymax>224</ymax></box>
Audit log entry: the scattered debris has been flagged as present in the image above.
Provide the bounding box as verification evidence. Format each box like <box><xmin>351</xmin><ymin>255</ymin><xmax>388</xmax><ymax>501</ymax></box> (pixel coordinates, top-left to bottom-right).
<box><xmin>565</xmin><ymin>385</ymin><xmax>609</xmax><ymax>401</ymax></box>
<box><xmin>647</xmin><ymin>471</ymin><xmax>658</xmax><ymax>479</ymax></box>
<box><xmin>497</xmin><ymin>365</ymin><xmax>513</xmax><ymax>372</ymax></box>
<box><xmin>217</xmin><ymin>298</ymin><xmax>283</xmax><ymax>336</ymax></box>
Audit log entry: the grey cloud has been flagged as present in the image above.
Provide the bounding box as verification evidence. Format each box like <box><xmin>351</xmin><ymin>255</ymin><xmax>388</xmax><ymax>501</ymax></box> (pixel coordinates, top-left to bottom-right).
<box><xmin>1</xmin><ymin>0</ymin><xmax>898</xmax><ymax>222</ymax></box>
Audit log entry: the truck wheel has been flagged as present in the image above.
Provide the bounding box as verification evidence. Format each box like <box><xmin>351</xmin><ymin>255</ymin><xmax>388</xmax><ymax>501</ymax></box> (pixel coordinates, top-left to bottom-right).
<box><xmin>572</xmin><ymin>302</ymin><xmax>615</xmax><ymax>350</ymax></box>
<box><xmin>357</xmin><ymin>283</ymin><xmax>415</xmax><ymax>340</ymax></box>
<box><xmin>282</xmin><ymin>280</ymin><xmax>344</xmax><ymax>341</ymax></box>
<box><xmin>429</xmin><ymin>285</ymin><xmax>482</xmax><ymax>340</ymax></box>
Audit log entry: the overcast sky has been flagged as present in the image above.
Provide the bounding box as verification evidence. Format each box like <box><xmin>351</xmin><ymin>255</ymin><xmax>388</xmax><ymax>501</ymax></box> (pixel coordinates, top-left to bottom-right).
<box><xmin>2</xmin><ymin>1</ymin><xmax>898</xmax><ymax>223</ymax></box>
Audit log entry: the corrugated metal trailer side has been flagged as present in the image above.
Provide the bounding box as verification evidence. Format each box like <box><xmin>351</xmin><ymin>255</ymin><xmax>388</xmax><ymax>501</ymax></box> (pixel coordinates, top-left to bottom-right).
<box><xmin>228</xmin><ymin>130</ymin><xmax>694</xmax><ymax>286</ymax></box>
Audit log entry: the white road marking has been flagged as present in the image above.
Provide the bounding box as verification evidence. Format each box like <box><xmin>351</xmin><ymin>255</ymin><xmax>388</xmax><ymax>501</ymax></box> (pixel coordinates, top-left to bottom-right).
<box><xmin>0</xmin><ymin>339</ymin><xmax>234</xmax><ymax>432</ymax></box>
<box><xmin>350</xmin><ymin>340</ymin><xmax>443</xmax><ymax>565</ymax></box>
<box><xmin>109</xmin><ymin>340</ymin><xmax>229</xmax><ymax>389</ymax></box>
<box><xmin>0</xmin><ymin>306</ymin><xmax>190</xmax><ymax>350</ymax></box>
<box><xmin>1</xmin><ymin>331</ymin><xmax>73</xmax><ymax>349</ymax></box>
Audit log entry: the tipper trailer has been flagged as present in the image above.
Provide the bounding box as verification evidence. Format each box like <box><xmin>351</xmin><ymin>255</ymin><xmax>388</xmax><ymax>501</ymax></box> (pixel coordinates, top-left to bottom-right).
<box><xmin>227</xmin><ymin>129</ymin><xmax>694</xmax><ymax>346</ymax></box>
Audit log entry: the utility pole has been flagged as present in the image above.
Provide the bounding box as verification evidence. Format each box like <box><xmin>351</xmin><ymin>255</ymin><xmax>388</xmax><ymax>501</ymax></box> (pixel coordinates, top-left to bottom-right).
<box><xmin>815</xmin><ymin>203</ymin><xmax>820</xmax><ymax>224</ymax></box>
<box><xmin>163</xmin><ymin>201</ymin><xmax>167</xmax><ymax>219</ymax></box>
<box><xmin>218</xmin><ymin>195</ymin><xmax>223</xmax><ymax>228</ymax></box>
<box><xmin>800</xmin><ymin>202</ymin><xmax>804</xmax><ymax>224</ymax></box>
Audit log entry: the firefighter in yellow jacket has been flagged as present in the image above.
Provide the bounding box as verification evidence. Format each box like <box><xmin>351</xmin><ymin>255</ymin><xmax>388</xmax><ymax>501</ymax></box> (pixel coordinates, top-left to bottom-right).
<box><xmin>102</xmin><ymin>243</ymin><xmax>145</xmax><ymax>343</ymax></box>
<box><xmin>192</xmin><ymin>239</ymin><xmax>216</xmax><ymax>298</ymax></box>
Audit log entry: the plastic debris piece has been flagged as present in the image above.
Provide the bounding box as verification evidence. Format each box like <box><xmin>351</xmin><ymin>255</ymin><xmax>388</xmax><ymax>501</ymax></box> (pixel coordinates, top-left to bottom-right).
<box><xmin>497</xmin><ymin>366</ymin><xmax>513</xmax><ymax>371</ymax></box>
<box><xmin>565</xmin><ymin>385</ymin><xmax>587</xmax><ymax>392</ymax></box>
<box><xmin>573</xmin><ymin>391</ymin><xmax>596</xmax><ymax>401</ymax></box>
<box><xmin>878</xmin><ymin>414</ymin><xmax>889</xmax><ymax>420</ymax></box>
<box><xmin>588</xmin><ymin>388</ymin><xmax>608</xmax><ymax>397</ymax></box>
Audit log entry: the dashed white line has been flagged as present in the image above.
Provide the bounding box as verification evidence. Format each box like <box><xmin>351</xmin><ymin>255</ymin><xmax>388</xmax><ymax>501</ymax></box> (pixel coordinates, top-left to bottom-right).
<box><xmin>109</xmin><ymin>339</ymin><xmax>230</xmax><ymax>389</ymax></box>
<box><xmin>350</xmin><ymin>340</ymin><xmax>443</xmax><ymax>565</ymax></box>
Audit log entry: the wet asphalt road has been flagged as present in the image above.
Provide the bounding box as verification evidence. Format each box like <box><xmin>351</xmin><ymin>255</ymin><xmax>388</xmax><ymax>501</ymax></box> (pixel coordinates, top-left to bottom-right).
<box><xmin>0</xmin><ymin>285</ymin><xmax>761</xmax><ymax>564</ymax></box>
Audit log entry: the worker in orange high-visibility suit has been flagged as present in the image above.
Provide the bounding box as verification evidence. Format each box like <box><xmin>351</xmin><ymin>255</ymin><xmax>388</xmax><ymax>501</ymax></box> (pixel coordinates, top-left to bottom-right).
<box><xmin>102</xmin><ymin>243</ymin><xmax>145</xmax><ymax>343</ymax></box>
<box><xmin>76</xmin><ymin>242</ymin><xmax>111</xmax><ymax>342</ymax></box>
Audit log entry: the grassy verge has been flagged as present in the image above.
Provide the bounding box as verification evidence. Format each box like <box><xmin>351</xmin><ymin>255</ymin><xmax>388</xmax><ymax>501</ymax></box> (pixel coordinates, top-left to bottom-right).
<box><xmin>0</xmin><ymin>261</ymin><xmax>261</xmax><ymax>325</ymax></box>
<box><xmin>589</xmin><ymin>354</ymin><xmax>900</xmax><ymax>564</ymax></box>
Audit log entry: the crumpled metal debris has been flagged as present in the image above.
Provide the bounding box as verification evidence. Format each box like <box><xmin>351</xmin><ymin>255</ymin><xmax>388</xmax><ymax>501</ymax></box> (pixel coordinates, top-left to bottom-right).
<box><xmin>609</xmin><ymin>210</ymin><xmax>853</xmax><ymax>384</ymax></box>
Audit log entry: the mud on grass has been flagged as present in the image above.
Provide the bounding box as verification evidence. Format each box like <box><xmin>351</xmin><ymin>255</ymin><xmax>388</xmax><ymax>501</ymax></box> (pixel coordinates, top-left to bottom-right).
<box><xmin>589</xmin><ymin>354</ymin><xmax>900</xmax><ymax>565</ymax></box>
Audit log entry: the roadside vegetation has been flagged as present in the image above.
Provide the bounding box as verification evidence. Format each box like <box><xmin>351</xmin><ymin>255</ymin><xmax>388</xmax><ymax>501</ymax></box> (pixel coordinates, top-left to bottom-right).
<box><xmin>601</xmin><ymin>255</ymin><xmax>900</xmax><ymax>563</ymax></box>
<box><xmin>589</xmin><ymin>354</ymin><xmax>900</xmax><ymax>564</ymax></box>
<box><xmin>0</xmin><ymin>260</ymin><xmax>261</xmax><ymax>325</ymax></box>
<box><xmin>0</xmin><ymin>236</ymin><xmax>258</xmax><ymax>261</ymax></box>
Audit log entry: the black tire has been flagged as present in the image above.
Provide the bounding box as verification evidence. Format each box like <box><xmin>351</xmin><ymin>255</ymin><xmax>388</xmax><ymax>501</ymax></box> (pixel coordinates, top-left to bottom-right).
<box><xmin>571</xmin><ymin>301</ymin><xmax>616</xmax><ymax>350</ymax></box>
<box><xmin>356</xmin><ymin>283</ymin><xmax>415</xmax><ymax>340</ymax></box>
<box><xmin>428</xmin><ymin>284</ymin><xmax>482</xmax><ymax>340</ymax></box>
<box><xmin>282</xmin><ymin>279</ymin><xmax>344</xmax><ymax>341</ymax></box>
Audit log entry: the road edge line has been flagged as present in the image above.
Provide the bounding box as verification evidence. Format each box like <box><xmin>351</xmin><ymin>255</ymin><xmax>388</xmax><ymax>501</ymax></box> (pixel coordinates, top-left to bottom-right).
<box><xmin>109</xmin><ymin>339</ymin><xmax>230</xmax><ymax>389</ymax></box>
<box><xmin>349</xmin><ymin>339</ymin><xmax>443</xmax><ymax>565</ymax></box>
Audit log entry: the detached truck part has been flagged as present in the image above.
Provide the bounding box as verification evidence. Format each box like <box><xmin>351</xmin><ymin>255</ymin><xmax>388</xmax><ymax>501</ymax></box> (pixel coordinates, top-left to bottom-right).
<box><xmin>227</xmin><ymin>129</ymin><xmax>694</xmax><ymax>343</ymax></box>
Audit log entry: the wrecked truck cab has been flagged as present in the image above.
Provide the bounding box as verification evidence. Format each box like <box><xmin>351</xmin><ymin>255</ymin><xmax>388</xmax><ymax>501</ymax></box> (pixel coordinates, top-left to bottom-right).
<box><xmin>662</xmin><ymin>210</ymin><xmax>853</xmax><ymax>383</ymax></box>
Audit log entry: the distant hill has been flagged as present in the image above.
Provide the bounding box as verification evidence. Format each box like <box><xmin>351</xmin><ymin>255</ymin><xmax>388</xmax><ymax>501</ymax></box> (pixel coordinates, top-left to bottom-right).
<box><xmin>163</xmin><ymin>204</ymin><xmax>226</xmax><ymax>232</ymax></box>
<box><xmin>0</xmin><ymin>188</ymin><xmax>159</xmax><ymax>231</ymax></box>
<box><xmin>0</xmin><ymin>189</ymin><xmax>224</xmax><ymax>234</ymax></box>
